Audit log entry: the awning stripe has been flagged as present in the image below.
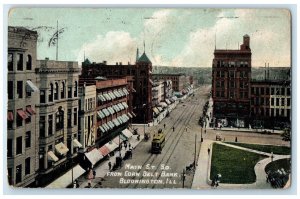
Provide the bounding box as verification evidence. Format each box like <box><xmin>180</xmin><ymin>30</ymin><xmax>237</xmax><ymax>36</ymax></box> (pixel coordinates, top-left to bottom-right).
<box><xmin>47</xmin><ymin>151</ymin><xmax>59</xmax><ymax>162</ymax></box>
<box><xmin>17</xmin><ymin>109</ymin><xmax>28</xmax><ymax>120</ymax></box>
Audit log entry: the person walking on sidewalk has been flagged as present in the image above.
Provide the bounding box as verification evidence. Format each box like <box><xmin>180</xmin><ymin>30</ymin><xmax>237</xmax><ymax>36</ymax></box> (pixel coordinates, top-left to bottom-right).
<box><xmin>235</xmin><ymin>137</ymin><xmax>238</xmax><ymax>142</ymax></box>
<box><xmin>172</xmin><ymin>126</ymin><xmax>175</xmax><ymax>132</ymax></box>
<box><xmin>108</xmin><ymin>162</ymin><xmax>112</xmax><ymax>171</ymax></box>
<box><xmin>164</xmin><ymin>123</ymin><xmax>166</xmax><ymax>129</ymax></box>
<box><xmin>208</xmin><ymin>148</ymin><xmax>210</xmax><ymax>155</ymax></box>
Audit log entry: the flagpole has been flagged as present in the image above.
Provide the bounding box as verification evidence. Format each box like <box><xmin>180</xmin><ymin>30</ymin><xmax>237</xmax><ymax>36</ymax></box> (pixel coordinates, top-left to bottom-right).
<box><xmin>56</xmin><ymin>20</ymin><xmax>58</xmax><ymax>61</ymax></box>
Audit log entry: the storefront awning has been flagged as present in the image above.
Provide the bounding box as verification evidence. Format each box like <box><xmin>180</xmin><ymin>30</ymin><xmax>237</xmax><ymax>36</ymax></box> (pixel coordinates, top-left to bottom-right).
<box><xmin>123</xmin><ymin>88</ymin><xmax>129</xmax><ymax>95</ymax></box>
<box><xmin>105</xmin><ymin>141</ymin><xmax>119</xmax><ymax>152</ymax></box>
<box><xmin>118</xmin><ymin>89</ymin><xmax>125</xmax><ymax>96</ymax></box>
<box><xmin>97</xmin><ymin>110</ymin><xmax>105</xmax><ymax>119</ymax></box>
<box><xmin>112</xmin><ymin>136</ymin><xmax>122</xmax><ymax>145</ymax></box>
<box><xmin>99</xmin><ymin>126</ymin><xmax>106</xmax><ymax>133</ymax></box>
<box><xmin>98</xmin><ymin>94</ymin><xmax>106</xmax><ymax>102</ymax></box>
<box><xmin>103</xmin><ymin>93</ymin><xmax>111</xmax><ymax>101</ymax></box>
<box><xmin>26</xmin><ymin>80</ymin><xmax>39</xmax><ymax>92</ymax></box>
<box><xmin>46</xmin><ymin>164</ymin><xmax>85</xmax><ymax>188</ymax></box>
<box><xmin>47</xmin><ymin>151</ymin><xmax>59</xmax><ymax>162</ymax></box>
<box><xmin>113</xmin><ymin>90</ymin><xmax>120</xmax><ymax>98</ymax></box>
<box><xmin>112</xmin><ymin>118</ymin><xmax>121</xmax><ymax>127</ymax></box>
<box><xmin>73</xmin><ymin>139</ymin><xmax>82</xmax><ymax>148</ymax></box>
<box><xmin>159</xmin><ymin>102</ymin><xmax>168</xmax><ymax>108</ymax></box>
<box><xmin>122</xmin><ymin>128</ymin><xmax>133</xmax><ymax>139</ymax></box>
<box><xmin>107</xmin><ymin>107</ymin><xmax>115</xmax><ymax>115</ymax></box>
<box><xmin>118</xmin><ymin>103</ymin><xmax>125</xmax><ymax>110</ymax></box>
<box><xmin>108</xmin><ymin>92</ymin><xmax>116</xmax><ymax>100</ymax></box>
<box><xmin>85</xmin><ymin>148</ymin><xmax>103</xmax><ymax>166</ymax></box>
<box><xmin>172</xmin><ymin>96</ymin><xmax>178</xmax><ymax>101</ymax></box>
<box><xmin>131</xmin><ymin>112</ymin><xmax>136</xmax><ymax>117</ymax></box>
<box><xmin>17</xmin><ymin>109</ymin><xmax>28</xmax><ymax>120</ymax></box>
<box><xmin>99</xmin><ymin>145</ymin><xmax>110</xmax><ymax>157</ymax></box>
<box><xmin>117</xmin><ymin>117</ymin><xmax>124</xmax><ymax>124</ymax></box>
<box><xmin>7</xmin><ymin>111</ymin><xmax>13</xmax><ymax>121</ymax></box>
<box><xmin>157</xmin><ymin>107</ymin><xmax>163</xmax><ymax>112</ymax></box>
<box><xmin>55</xmin><ymin>142</ymin><xmax>69</xmax><ymax>156</ymax></box>
<box><xmin>153</xmin><ymin>107</ymin><xmax>160</xmax><ymax>115</ymax></box>
<box><xmin>165</xmin><ymin>99</ymin><xmax>171</xmax><ymax>105</ymax></box>
<box><xmin>127</xmin><ymin>112</ymin><xmax>133</xmax><ymax>118</ymax></box>
<box><xmin>102</xmin><ymin>108</ymin><xmax>110</xmax><ymax>117</ymax></box>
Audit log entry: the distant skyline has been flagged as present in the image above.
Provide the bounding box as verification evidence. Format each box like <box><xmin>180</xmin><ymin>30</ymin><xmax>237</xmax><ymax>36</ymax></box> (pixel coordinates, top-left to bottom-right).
<box><xmin>8</xmin><ymin>8</ymin><xmax>291</xmax><ymax>67</ymax></box>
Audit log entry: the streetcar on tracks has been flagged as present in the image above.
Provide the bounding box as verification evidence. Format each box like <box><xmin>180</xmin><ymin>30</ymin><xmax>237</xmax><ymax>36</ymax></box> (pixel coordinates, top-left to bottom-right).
<box><xmin>151</xmin><ymin>129</ymin><xmax>166</xmax><ymax>154</ymax></box>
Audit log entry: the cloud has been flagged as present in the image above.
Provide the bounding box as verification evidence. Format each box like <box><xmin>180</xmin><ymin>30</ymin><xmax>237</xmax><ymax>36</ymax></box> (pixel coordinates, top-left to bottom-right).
<box><xmin>170</xmin><ymin>9</ymin><xmax>291</xmax><ymax>67</ymax></box>
<box><xmin>76</xmin><ymin>31</ymin><xmax>137</xmax><ymax>65</ymax></box>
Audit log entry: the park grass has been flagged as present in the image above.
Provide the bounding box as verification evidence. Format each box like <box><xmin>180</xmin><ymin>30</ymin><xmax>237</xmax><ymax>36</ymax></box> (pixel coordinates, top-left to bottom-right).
<box><xmin>210</xmin><ymin>143</ymin><xmax>267</xmax><ymax>184</ymax></box>
<box><xmin>225</xmin><ymin>142</ymin><xmax>291</xmax><ymax>155</ymax></box>
<box><xmin>265</xmin><ymin>158</ymin><xmax>291</xmax><ymax>173</ymax></box>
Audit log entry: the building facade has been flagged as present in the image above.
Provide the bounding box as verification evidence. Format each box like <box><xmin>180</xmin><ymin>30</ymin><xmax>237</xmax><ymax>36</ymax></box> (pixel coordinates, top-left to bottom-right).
<box><xmin>7</xmin><ymin>27</ymin><xmax>39</xmax><ymax>187</ymax></box>
<box><xmin>212</xmin><ymin>35</ymin><xmax>252</xmax><ymax>127</ymax></box>
<box><xmin>35</xmin><ymin>59</ymin><xmax>81</xmax><ymax>186</ymax></box>
<box><xmin>80</xmin><ymin>52</ymin><xmax>153</xmax><ymax>124</ymax></box>
<box><xmin>250</xmin><ymin>79</ymin><xmax>291</xmax><ymax>129</ymax></box>
<box><xmin>152</xmin><ymin>73</ymin><xmax>190</xmax><ymax>92</ymax></box>
<box><xmin>78</xmin><ymin>83</ymin><xmax>97</xmax><ymax>151</ymax></box>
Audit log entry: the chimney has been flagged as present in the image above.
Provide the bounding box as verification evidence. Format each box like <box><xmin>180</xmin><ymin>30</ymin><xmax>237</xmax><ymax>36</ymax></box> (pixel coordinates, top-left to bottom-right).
<box><xmin>45</xmin><ymin>57</ymin><xmax>49</xmax><ymax>61</ymax></box>
<box><xmin>103</xmin><ymin>61</ymin><xmax>107</xmax><ymax>65</ymax></box>
<box><xmin>119</xmin><ymin>62</ymin><xmax>122</xmax><ymax>65</ymax></box>
<box><xmin>116</xmin><ymin>62</ymin><xmax>118</xmax><ymax>65</ymax></box>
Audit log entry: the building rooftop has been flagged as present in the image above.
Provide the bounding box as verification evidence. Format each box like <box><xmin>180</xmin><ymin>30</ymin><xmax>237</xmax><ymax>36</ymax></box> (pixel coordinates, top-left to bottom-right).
<box><xmin>138</xmin><ymin>52</ymin><xmax>152</xmax><ymax>63</ymax></box>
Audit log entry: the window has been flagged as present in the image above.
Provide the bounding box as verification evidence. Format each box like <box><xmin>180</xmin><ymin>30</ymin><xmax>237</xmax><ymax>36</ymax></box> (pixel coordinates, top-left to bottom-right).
<box><xmin>68</xmin><ymin>87</ymin><xmax>72</xmax><ymax>98</ymax></box>
<box><xmin>240</xmin><ymin>82</ymin><xmax>244</xmax><ymax>89</ymax></box>
<box><xmin>7</xmin><ymin>139</ymin><xmax>12</xmax><ymax>157</ymax></box>
<box><xmin>54</xmin><ymin>82</ymin><xmax>59</xmax><ymax>100</ymax></box>
<box><xmin>16</xmin><ymin>109</ymin><xmax>23</xmax><ymax>127</ymax></box>
<box><xmin>17</xmin><ymin>54</ymin><xmax>23</xmax><ymax>71</ymax></box>
<box><xmin>261</xmin><ymin>88</ymin><xmax>265</xmax><ymax>95</ymax></box>
<box><xmin>266</xmin><ymin>88</ymin><xmax>270</xmax><ymax>95</ymax></box>
<box><xmin>271</xmin><ymin>98</ymin><xmax>274</xmax><ymax>106</ymax></box>
<box><xmin>251</xmin><ymin>87</ymin><xmax>255</xmax><ymax>95</ymax></box>
<box><xmin>16</xmin><ymin>136</ymin><xmax>22</xmax><ymax>155</ymax></box>
<box><xmin>67</xmin><ymin>109</ymin><xmax>72</xmax><ymax>128</ymax></box>
<box><xmin>216</xmin><ymin>81</ymin><xmax>221</xmax><ymax>88</ymax></box>
<box><xmin>244</xmin><ymin>92</ymin><xmax>248</xmax><ymax>98</ymax></box>
<box><xmin>26</xmin><ymin>55</ymin><xmax>32</xmax><ymax>70</ymax></box>
<box><xmin>49</xmin><ymin>83</ymin><xmax>54</xmax><ymax>102</ymax></box>
<box><xmin>8</xmin><ymin>81</ymin><xmax>13</xmax><ymax>99</ymax></box>
<box><xmin>26</xmin><ymin>80</ymin><xmax>32</xmax><ymax>98</ymax></box>
<box><xmin>61</xmin><ymin>82</ymin><xmax>65</xmax><ymax>99</ymax></box>
<box><xmin>230</xmin><ymin>81</ymin><xmax>235</xmax><ymax>88</ymax></box>
<box><xmin>240</xmin><ymin>92</ymin><xmax>243</xmax><ymax>99</ymax></box>
<box><xmin>287</xmin><ymin>88</ymin><xmax>291</xmax><ymax>96</ymax></box>
<box><xmin>25</xmin><ymin>157</ymin><xmax>30</xmax><ymax>175</ymax></box>
<box><xmin>74</xmin><ymin>81</ymin><xmax>78</xmax><ymax>97</ymax></box>
<box><xmin>229</xmin><ymin>91</ymin><xmax>234</xmax><ymax>99</ymax></box>
<box><xmin>8</xmin><ymin>168</ymin><xmax>12</xmax><ymax>185</ymax></box>
<box><xmin>73</xmin><ymin>108</ymin><xmax>77</xmax><ymax>126</ymax></box>
<box><xmin>39</xmin><ymin>116</ymin><xmax>45</xmax><ymax>138</ymax></box>
<box><xmin>25</xmin><ymin>131</ymin><xmax>31</xmax><ymax>148</ymax></box>
<box><xmin>271</xmin><ymin>88</ymin><xmax>275</xmax><ymax>95</ymax></box>
<box><xmin>56</xmin><ymin>109</ymin><xmax>64</xmax><ymax>131</ymax></box>
<box><xmin>276</xmin><ymin>98</ymin><xmax>279</xmax><ymax>106</ymax></box>
<box><xmin>229</xmin><ymin>71</ymin><xmax>235</xmax><ymax>78</ymax></box>
<box><xmin>281</xmin><ymin>99</ymin><xmax>285</xmax><ymax>106</ymax></box>
<box><xmin>281</xmin><ymin>88</ymin><xmax>285</xmax><ymax>95</ymax></box>
<box><xmin>48</xmin><ymin>115</ymin><xmax>53</xmax><ymax>136</ymax></box>
<box><xmin>8</xmin><ymin>53</ymin><xmax>13</xmax><ymax>71</ymax></box>
<box><xmin>287</xmin><ymin>98</ymin><xmax>291</xmax><ymax>106</ymax></box>
<box><xmin>40</xmin><ymin>90</ymin><xmax>45</xmax><ymax>103</ymax></box>
<box><xmin>17</xmin><ymin>81</ymin><xmax>23</xmax><ymax>98</ymax></box>
<box><xmin>16</xmin><ymin>164</ymin><xmax>22</xmax><ymax>184</ymax></box>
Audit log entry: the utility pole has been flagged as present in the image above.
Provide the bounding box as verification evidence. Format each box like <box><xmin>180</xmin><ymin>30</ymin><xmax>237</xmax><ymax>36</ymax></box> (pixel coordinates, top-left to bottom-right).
<box><xmin>194</xmin><ymin>133</ymin><xmax>197</xmax><ymax>167</ymax></box>
<box><xmin>181</xmin><ymin>169</ymin><xmax>186</xmax><ymax>188</ymax></box>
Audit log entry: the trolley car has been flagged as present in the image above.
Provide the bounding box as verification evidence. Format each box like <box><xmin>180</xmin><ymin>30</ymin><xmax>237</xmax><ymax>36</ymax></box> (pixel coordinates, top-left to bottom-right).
<box><xmin>151</xmin><ymin>129</ymin><xmax>165</xmax><ymax>153</ymax></box>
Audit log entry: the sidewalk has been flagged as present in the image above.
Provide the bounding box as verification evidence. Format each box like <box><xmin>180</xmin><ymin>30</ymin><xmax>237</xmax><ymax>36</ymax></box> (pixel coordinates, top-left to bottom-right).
<box><xmin>192</xmin><ymin>140</ymin><xmax>290</xmax><ymax>189</ymax></box>
<box><xmin>77</xmin><ymin>133</ymin><xmax>144</xmax><ymax>188</ymax></box>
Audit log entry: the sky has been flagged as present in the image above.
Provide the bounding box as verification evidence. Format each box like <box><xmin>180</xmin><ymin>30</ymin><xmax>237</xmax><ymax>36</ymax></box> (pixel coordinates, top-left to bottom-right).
<box><xmin>8</xmin><ymin>8</ymin><xmax>291</xmax><ymax>67</ymax></box>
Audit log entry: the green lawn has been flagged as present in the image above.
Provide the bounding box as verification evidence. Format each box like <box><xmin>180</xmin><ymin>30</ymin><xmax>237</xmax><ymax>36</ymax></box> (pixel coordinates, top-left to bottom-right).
<box><xmin>225</xmin><ymin>142</ymin><xmax>291</xmax><ymax>155</ymax></box>
<box><xmin>210</xmin><ymin>143</ymin><xmax>267</xmax><ymax>184</ymax></box>
<box><xmin>265</xmin><ymin>158</ymin><xmax>291</xmax><ymax>173</ymax></box>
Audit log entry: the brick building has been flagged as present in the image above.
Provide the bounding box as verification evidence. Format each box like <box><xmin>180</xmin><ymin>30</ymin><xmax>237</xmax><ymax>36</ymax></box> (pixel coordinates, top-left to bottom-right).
<box><xmin>7</xmin><ymin>27</ymin><xmax>39</xmax><ymax>187</ymax></box>
<box><xmin>152</xmin><ymin>73</ymin><xmax>190</xmax><ymax>92</ymax></box>
<box><xmin>212</xmin><ymin>35</ymin><xmax>252</xmax><ymax>127</ymax></box>
<box><xmin>80</xmin><ymin>51</ymin><xmax>153</xmax><ymax>124</ymax></box>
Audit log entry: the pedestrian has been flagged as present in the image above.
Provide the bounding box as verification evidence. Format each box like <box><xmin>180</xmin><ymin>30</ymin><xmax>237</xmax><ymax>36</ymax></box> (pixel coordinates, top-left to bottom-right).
<box><xmin>85</xmin><ymin>182</ymin><xmax>92</xmax><ymax>188</ymax></box>
<box><xmin>172</xmin><ymin>126</ymin><xmax>175</xmax><ymax>132</ymax></box>
<box><xmin>108</xmin><ymin>161</ymin><xmax>112</xmax><ymax>170</ymax></box>
<box><xmin>204</xmin><ymin>129</ymin><xmax>206</xmax><ymax>134</ymax></box>
<box><xmin>185</xmin><ymin>127</ymin><xmax>188</xmax><ymax>132</ymax></box>
<box><xmin>164</xmin><ymin>123</ymin><xmax>166</xmax><ymax>128</ymax></box>
<box><xmin>129</xmin><ymin>143</ymin><xmax>131</xmax><ymax>149</ymax></box>
<box><xmin>235</xmin><ymin>137</ymin><xmax>238</xmax><ymax>142</ymax></box>
<box><xmin>124</xmin><ymin>142</ymin><xmax>127</xmax><ymax>149</ymax></box>
<box><xmin>93</xmin><ymin>170</ymin><xmax>96</xmax><ymax>179</ymax></box>
<box><xmin>271</xmin><ymin>152</ymin><xmax>274</xmax><ymax>162</ymax></box>
<box><xmin>208</xmin><ymin>148</ymin><xmax>210</xmax><ymax>155</ymax></box>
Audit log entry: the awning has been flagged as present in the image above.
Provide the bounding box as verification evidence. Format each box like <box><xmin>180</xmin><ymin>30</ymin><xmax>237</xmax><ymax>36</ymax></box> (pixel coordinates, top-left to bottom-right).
<box><xmin>55</xmin><ymin>142</ymin><xmax>69</xmax><ymax>156</ymax></box>
<box><xmin>117</xmin><ymin>117</ymin><xmax>124</xmax><ymax>124</ymax></box>
<box><xmin>123</xmin><ymin>114</ymin><xmax>130</xmax><ymax>121</ymax></box>
<box><xmin>112</xmin><ymin>136</ymin><xmax>122</xmax><ymax>145</ymax></box>
<box><xmin>7</xmin><ymin>111</ymin><xmax>13</xmax><ymax>121</ymax></box>
<box><xmin>113</xmin><ymin>90</ymin><xmax>120</xmax><ymax>98</ymax></box>
<box><xmin>46</xmin><ymin>164</ymin><xmax>85</xmax><ymax>188</ymax></box>
<box><xmin>132</xmin><ymin>88</ymin><xmax>136</xmax><ymax>92</ymax></box>
<box><xmin>26</xmin><ymin>80</ymin><xmax>39</xmax><ymax>92</ymax></box>
<box><xmin>157</xmin><ymin>107</ymin><xmax>163</xmax><ymax>112</ymax></box>
<box><xmin>99</xmin><ymin>145</ymin><xmax>110</xmax><ymax>157</ymax></box>
<box><xmin>104</xmin><ymin>123</ymin><xmax>110</xmax><ymax>130</ymax></box>
<box><xmin>165</xmin><ymin>99</ymin><xmax>171</xmax><ymax>105</ymax></box>
<box><xmin>127</xmin><ymin>112</ymin><xmax>133</xmax><ymax>118</ymax></box>
<box><xmin>73</xmin><ymin>139</ymin><xmax>82</xmax><ymax>148</ymax></box>
<box><xmin>118</xmin><ymin>89</ymin><xmax>125</xmax><ymax>96</ymax></box>
<box><xmin>107</xmin><ymin>121</ymin><xmax>115</xmax><ymax>129</ymax></box>
<box><xmin>113</xmin><ymin>104</ymin><xmax>120</xmax><ymax>112</ymax></box>
<box><xmin>26</xmin><ymin>106</ymin><xmax>36</xmax><ymax>115</ymax></box>
<box><xmin>98</xmin><ymin>94</ymin><xmax>106</xmax><ymax>102</ymax></box>
<box><xmin>99</xmin><ymin>126</ymin><xmax>106</xmax><ymax>133</ymax></box>
<box><xmin>102</xmin><ymin>108</ymin><xmax>110</xmax><ymax>117</ymax></box>
<box><xmin>108</xmin><ymin>92</ymin><xmax>116</xmax><ymax>100</ymax></box>
<box><xmin>159</xmin><ymin>102</ymin><xmax>168</xmax><ymax>108</ymax></box>
<box><xmin>105</xmin><ymin>141</ymin><xmax>119</xmax><ymax>152</ymax></box>
<box><xmin>131</xmin><ymin>112</ymin><xmax>136</xmax><ymax>117</ymax></box>
<box><xmin>120</xmin><ymin>133</ymin><xmax>127</xmax><ymax>141</ymax></box>
<box><xmin>85</xmin><ymin>148</ymin><xmax>103</xmax><ymax>166</ymax></box>
<box><xmin>172</xmin><ymin>96</ymin><xmax>178</xmax><ymax>101</ymax></box>
<box><xmin>103</xmin><ymin>93</ymin><xmax>111</xmax><ymax>101</ymax></box>
<box><xmin>153</xmin><ymin>108</ymin><xmax>160</xmax><ymax>115</ymax></box>
<box><xmin>122</xmin><ymin>128</ymin><xmax>133</xmax><ymax>139</ymax></box>
<box><xmin>112</xmin><ymin>118</ymin><xmax>121</xmax><ymax>126</ymax></box>
<box><xmin>107</xmin><ymin>107</ymin><xmax>115</xmax><ymax>115</ymax></box>
<box><xmin>122</xmin><ymin>102</ymin><xmax>129</xmax><ymax>108</ymax></box>
<box><xmin>47</xmin><ymin>151</ymin><xmax>59</xmax><ymax>162</ymax></box>
<box><xmin>17</xmin><ymin>109</ymin><xmax>28</xmax><ymax>120</ymax></box>
<box><xmin>97</xmin><ymin>110</ymin><xmax>105</xmax><ymax>119</ymax></box>
<box><xmin>123</xmin><ymin>88</ymin><xmax>129</xmax><ymax>95</ymax></box>
<box><xmin>118</xmin><ymin>103</ymin><xmax>125</xmax><ymax>110</ymax></box>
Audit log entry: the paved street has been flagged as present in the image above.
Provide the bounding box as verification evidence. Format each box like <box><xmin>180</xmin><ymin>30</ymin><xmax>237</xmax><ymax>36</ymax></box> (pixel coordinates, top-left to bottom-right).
<box><xmin>77</xmin><ymin>85</ymin><xmax>290</xmax><ymax>189</ymax></box>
